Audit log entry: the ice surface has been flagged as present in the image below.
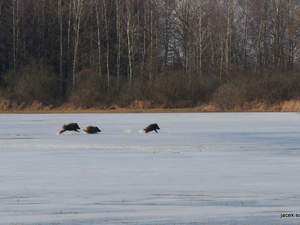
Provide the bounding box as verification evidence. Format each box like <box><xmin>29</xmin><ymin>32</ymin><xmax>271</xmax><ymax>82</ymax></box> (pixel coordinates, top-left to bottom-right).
<box><xmin>0</xmin><ymin>113</ymin><xmax>300</xmax><ymax>225</ymax></box>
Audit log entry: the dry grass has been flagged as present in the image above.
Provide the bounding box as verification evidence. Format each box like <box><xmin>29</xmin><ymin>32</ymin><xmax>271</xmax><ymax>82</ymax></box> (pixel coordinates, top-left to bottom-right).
<box><xmin>1</xmin><ymin>98</ymin><xmax>300</xmax><ymax>113</ymax></box>
<box><xmin>279</xmin><ymin>100</ymin><xmax>300</xmax><ymax>112</ymax></box>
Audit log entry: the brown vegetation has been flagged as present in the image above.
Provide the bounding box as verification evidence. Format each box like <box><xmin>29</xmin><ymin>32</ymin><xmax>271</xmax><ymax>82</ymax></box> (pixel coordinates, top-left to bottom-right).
<box><xmin>1</xmin><ymin>64</ymin><xmax>300</xmax><ymax>113</ymax></box>
<box><xmin>2</xmin><ymin>100</ymin><xmax>300</xmax><ymax>113</ymax></box>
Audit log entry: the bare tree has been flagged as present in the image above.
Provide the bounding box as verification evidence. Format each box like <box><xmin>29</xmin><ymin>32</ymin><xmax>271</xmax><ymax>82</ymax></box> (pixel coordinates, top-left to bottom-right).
<box><xmin>72</xmin><ymin>0</ymin><xmax>83</xmax><ymax>88</ymax></box>
<box><xmin>116</xmin><ymin>0</ymin><xmax>121</xmax><ymax>85</ymax></box>
<box><xmin>95</xmin><ymin>0</ymin><xmax>102</xmax><ymax>78</ymax></box>
<box><xmin>126</xmin><ymin>0</ymin><xmax>134</xmax><ymax>85</ymax></box>
<box><xmin>58</xmin><ymin>0</ymin><xmax>63</xmax><ymax>92</ymax></box>
<box><xmin>12</xmin><ymin>0</ymin><xmax>17</xmax><ymax>71</ymax></box>
<box><xmin>103</xmin><ymin>0</ymin><xmax>110</xmax><ymax>89</ymax></box>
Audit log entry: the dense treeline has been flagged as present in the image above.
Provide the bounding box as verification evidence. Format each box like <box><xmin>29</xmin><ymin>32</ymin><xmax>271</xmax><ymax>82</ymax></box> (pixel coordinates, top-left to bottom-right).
<box><xmin>1</xmin><ymin>0</ymin><xmax>300</xmax><ymax>110</ymax></box>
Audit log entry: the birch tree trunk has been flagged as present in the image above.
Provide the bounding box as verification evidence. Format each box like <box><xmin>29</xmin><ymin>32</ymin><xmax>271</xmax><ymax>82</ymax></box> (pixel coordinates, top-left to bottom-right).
<box><xmin>149</xmin><ymin>5</ymin><xmax>153</xmax><ymax>81</ymax></box>
<box><xmin>198</xmin><ymin>1</ymin><xmax>203</xmax><ymax>77</ymax></box>
<box><xmin>126</xmin><ymin>2</ymin><xmax>133</xmax><ymax>85</ymax></box>
<box><xmin>224</xmin><ymin>0</ymin><xmax>233</xmax><ymax>75</ymax></box>
<box><xmin>95</xmin><ymin>0</ymin><xmax>102</xmax><ymax>78</ymax></box>
<box><xmin>116</xmin><ymin>0</ymin><xmax>121</xmax><ymax>86</ymax></box>
<box><xmin>58</xmin><ymin>0</ymin><xmax>63</xmax><ymax>93</ymax></box>
<box><xmin>243</xmin><ymin>0</ymin><xmax>248</xmax><ymax>69</ymax></box>
<box><xmin>72</xmin><ymin>0</ymin><xmax>83</xmax><ymax>88</ymax></box>
<box><xmin>103</xmin><ymin>0</ymin><xmax>110</xmax><ymax>89</ymax></box>
<box><xmin>12</xmin><ymin>0</ymin><xmax>17</xmax><ymax>71</ymax></box>
<box><xmin>142</xmin><ymin>1</ymin><xmax>147</xmax><ymax>76</ymax></box>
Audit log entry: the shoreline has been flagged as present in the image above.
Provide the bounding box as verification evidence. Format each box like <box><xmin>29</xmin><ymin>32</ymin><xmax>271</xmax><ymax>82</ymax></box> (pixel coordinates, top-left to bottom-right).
<box><xmin>1</xmin><ymin>100</ymin><xmax>300</xmax><ymax>114</ymax></box>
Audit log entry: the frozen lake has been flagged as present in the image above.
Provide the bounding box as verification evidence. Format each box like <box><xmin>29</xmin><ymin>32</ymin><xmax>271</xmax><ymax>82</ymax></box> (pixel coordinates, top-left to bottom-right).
<box><xmin>0</xmin><ymin>113</ymin><xmax>300</xmax><ymax>225</ymax></box>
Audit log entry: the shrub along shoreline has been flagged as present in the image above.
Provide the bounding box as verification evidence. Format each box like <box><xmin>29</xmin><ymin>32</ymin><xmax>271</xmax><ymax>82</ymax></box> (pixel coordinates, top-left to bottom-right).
<box><xmin>1</xmin><ymin>62</ymin><xmax>300</xmax><ymax>113</ymax></box>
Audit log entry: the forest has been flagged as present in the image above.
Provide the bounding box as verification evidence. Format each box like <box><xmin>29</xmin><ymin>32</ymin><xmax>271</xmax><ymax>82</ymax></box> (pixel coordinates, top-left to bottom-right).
<box><xmin>1</xmin><ymin>0</ymin><xmax>300</xmax><ymax>111</ymax></box>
